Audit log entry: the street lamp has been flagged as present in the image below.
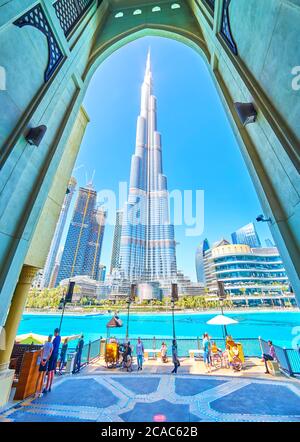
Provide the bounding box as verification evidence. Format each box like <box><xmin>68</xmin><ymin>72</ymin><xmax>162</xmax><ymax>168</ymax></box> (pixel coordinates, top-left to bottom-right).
<box><xmin>171</xmin><ymin>297</ymin><xmax>176</xmax><ymax>340</ymax></box>
<box><xmin>126</xmin><ymin>297</ymin><xmax>131</xmax><ymax>340</ymax></box>
<box><xmin>217</xmin><ymin>281</ymin><xmax>227</xmax><ymax>339</ymax></box>
<box><xmin>171</xmin><ymin>283</ymin><xmax>178</xmax><ymax>340</ymax></box>
<box><xmin>58</xmin><ymin>280</ymin><xmax>75</xmax><ymax>333</ymax></box>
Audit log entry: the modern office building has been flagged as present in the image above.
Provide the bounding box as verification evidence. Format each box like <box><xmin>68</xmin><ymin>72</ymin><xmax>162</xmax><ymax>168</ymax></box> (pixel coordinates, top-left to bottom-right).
<box><xmin>41</xmin><ymin>177</ymin><xmax>77</xmax><ymax>288</ymax></box>
<box><xmin>119</xmin><ymin>51</ymin><xmax>177</xmax><ymax>282</ymax></box>
<box><xmin>59</xmin><ymin>275</ymin><xmax>98</xmax><ymax>302</ymax></box>
<box><xmin>98</xmin><ymin>264</ymin><xmax>106</xmax><ymax>282</ymax></box>
<box><xmin>195</xmin><ymin>239</ymin><xmax>210</xmax><ymax>283</ymax></box>
<box><xmin>203</xmin><ymin>241</ymin><xmax>292</xmax><ymax>304</ymax></box>
<box><xmin>110</xmin><ymin>209</ymin><xmax>123</xmax><ymax>273</ymax></box>
<box><xmin>56</xmin><ymin>185</ymin><xmax>106</xmax><ymax>285</ymax></box>
<box><xmin>231</xmin><ymin>222</ymin><xmax>261</xmax><ymax>248</ymax></box>
<box><xmin>48</xmin><ymin>250</ymin><xmax>63</xmax><ymax>288</ymax></box>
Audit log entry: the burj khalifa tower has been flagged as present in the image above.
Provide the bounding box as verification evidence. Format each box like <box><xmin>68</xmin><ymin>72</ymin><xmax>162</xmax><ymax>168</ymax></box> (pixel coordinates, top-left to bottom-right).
<box><xmin>119</xmin><ymin>51</ymin><xmax>177</xmax><ymax>282</ymax></box>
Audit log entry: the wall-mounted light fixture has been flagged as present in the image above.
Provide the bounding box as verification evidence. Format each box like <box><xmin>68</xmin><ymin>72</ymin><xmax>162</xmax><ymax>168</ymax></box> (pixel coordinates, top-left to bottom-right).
<box><xmin>256</xmin><ymin>214</ymin><xmax>271</xmax><ymax>223</ymax></box>
<box><xmin>234</xmin><ymin>102</ymin><xmax>257</xmax><ymax>126</ymax></box>
<box><xmin>25</xmin><ymin>125</ymin><xmax>47</xmax><ymax>146</ymax></box>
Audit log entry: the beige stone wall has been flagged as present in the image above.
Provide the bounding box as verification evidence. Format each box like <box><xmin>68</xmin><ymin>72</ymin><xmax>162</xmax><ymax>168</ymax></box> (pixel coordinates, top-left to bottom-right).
<box><xmin>25</xmin><ymin>106</ymin><xmax>90</xmax><ymax>269</ymax></box>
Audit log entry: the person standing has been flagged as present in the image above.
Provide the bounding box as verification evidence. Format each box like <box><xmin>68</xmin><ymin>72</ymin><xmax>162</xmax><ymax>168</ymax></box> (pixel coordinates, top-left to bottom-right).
<box><xmin>171</xmin><ymin>339</ymin><xmax>180</xmax><ymax>374</ymax></box>
<box><xmin>35</xmin><ymin>335</ymin><xmax>53</xmax><ymax>398</ymax></box>
<box><xmin>45</xmin><ymin>328</ymin><xmax>61</xmax><ymax>392</ymax></box>
<box><xmin>161</xmin><ymin>342</ymin><xmax>168</xmax><ymax>363</ymax></box>
<box><xmin>125</xmin><ymin>341</ymin><xmax>133</xmax><ymax>372</ymax></box>
<box><xmin>262</xmin><ymin>340</ymin><xmax>277</xmax><ymax>374</ymax></box>
<box><xmin>73</xmin><ymin>334</ymin><xmax>84</xmax><ymax>374</ymax></box>
<box><xmin>203</xmin><ymin>332</ymin><xmax>212</xmax><ymax>373</ymax></box>
<box><xmin>136</xmin><ymin>337</ymin><xmax>144</xmax><ymax>371</ymax></box>
<box><xmin>58</xmin><ymin>338</ymin><xmax>68</xmax><ymax>374</ymax></box>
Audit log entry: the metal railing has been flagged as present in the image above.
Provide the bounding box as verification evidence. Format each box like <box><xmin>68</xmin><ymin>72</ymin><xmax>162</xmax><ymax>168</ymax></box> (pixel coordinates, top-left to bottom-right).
<box><xmin>259</xmin><ymin>338</ymin><xmax>300</xmax><ymax>377</ymax></box>
<box><xmin>107</xmin><ymin>337</ymin><xmax>262</xmax><ymax>358</ymax></box>
<box><xmin>66</xmin><ymin>338</ymin><xmax>101</xmax><ymax>368</ymax></box>
<box><xmin>63</xmin><ymin>336</ymin><xmax>300</xmax><ymax>377</ymax></box>
<box><xmin>53</xmin><ymin>0</ymin><xmax>96</xmax><ymax>37</ymax></box>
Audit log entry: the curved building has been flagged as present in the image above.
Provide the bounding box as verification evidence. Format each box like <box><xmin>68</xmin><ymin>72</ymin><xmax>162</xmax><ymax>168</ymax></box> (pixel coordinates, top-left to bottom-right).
<box><xmin>204</xmin><ymin>242</ymin><xmax>290</xmax><ymax>296</ymax></box>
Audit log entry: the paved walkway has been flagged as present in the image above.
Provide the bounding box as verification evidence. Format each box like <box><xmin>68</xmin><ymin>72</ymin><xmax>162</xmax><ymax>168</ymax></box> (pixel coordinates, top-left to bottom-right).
<box><xmin>1</xmin><ymin>358</ymin><xmax>300</xmax><ymax>422</ymax></box>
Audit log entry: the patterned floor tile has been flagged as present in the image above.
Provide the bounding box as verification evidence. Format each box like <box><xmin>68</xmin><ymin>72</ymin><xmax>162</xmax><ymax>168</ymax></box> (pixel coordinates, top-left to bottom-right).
<box><xmin>175</xmin><ymin>378</ymin><xmax>227</xmax><ymax>396</ymax></box>
<box><xmin>110</xmin><ymin>376</ymin><xmax>160</xmax><ymax>395</ymax></box>
<box><xmin>210</xmin><ymin>382</ymin><xmax>300</xmax><ymax>416</ymax></box>
<box><xmin>31</xmin><ymin>378</ymin><xmax>118</xmax><ymax>408</ymax></box>
<box><xmin>120</xmin><ymin>399</ymin><xmax>201</xmax><ymax>422</ymax></box>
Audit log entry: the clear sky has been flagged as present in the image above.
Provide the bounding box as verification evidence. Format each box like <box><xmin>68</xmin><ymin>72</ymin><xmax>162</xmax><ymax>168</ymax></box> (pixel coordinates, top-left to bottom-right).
<box><xmin>65</xmin><ymin>36</ymin><xmax>272</xmax><ymax>281</ymax></box>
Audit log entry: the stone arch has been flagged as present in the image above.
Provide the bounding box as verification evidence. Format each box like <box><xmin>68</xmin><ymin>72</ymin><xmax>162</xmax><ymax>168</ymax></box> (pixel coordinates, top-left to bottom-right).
<box><xmin>85</xmin><ymin>25</ymin><xmax>210</xmax><ymax>85</ymax></box>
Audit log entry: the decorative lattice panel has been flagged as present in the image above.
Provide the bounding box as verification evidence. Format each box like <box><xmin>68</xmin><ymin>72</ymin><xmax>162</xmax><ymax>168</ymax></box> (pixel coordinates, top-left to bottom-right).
<box><xmin>53</xmin><ymin>0</ymin><xmax>94</xmax><ymax>37</ymax></box>
<box><xmin>205</xmin><ymin>0</ymin><xmax>215</xmax><ymax>11</ymax></box>
<box><xmin>14</xmin><ymin>3</ymin><xmax>63</xmax><ymax>82</ymax></box>
<box><xmin>220</xmin><ymin>0</ymin><xmax>238</xmax><ymax>55</ymax></box>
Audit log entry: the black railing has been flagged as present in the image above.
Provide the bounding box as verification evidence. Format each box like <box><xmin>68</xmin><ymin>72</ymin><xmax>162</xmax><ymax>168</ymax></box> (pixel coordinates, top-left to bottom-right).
<box><xmin>66</xmin><ymin>338</ymin><xmax>101</xmax><ymax>368</ymax></box>
<box><xmin>106</xmin><ymin>337</ymin><xmax>262</xmax><ymax>358</ymax></box>
<box><xmin>53</xmin><ymin>0</ymin><xmax>96</xmax><ymax>37</ymax></box>
<box><xmin>64</xmin><ymin>336</ymin><xmax>300</xmax><ymax>377</ymax></box>
<box><xmin>259</xmin><ymin>338</ymin><xmax>300</xmax><ymax>377</ymax></box>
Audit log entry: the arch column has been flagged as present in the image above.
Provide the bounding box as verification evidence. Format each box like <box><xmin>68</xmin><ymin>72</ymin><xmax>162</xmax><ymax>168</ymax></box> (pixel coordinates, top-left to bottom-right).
<box><xmin>0</xmin><ymin>265</ymin><xmax>37</xmax><ymax>407</ymax></box>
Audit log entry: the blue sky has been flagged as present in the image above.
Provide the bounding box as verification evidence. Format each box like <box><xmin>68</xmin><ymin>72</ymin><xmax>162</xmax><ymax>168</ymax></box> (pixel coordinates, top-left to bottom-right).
<box><xmin>65</xmin><ymin>36</ymin><xmax>272</xmax><ymax>281</ymax></box>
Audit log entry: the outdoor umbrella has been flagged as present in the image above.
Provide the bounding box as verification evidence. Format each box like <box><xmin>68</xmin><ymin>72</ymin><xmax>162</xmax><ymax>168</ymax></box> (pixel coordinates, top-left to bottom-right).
<box><xmin>206</xmin><ymin>314</ymin><xmax>238</xmax><ymax>339</ymax></box>
<box><xmin>106</xmin><ymin>315</ymin><xmax>123</xmax><ymax>338</ymax></box>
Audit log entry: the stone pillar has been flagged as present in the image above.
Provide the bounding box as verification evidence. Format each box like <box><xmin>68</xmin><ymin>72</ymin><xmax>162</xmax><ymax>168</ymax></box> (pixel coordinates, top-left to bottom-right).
<box><xmin>0</xmin><ymin>265</ymin><xmax>37</xmax><ymax>407</ymax></box>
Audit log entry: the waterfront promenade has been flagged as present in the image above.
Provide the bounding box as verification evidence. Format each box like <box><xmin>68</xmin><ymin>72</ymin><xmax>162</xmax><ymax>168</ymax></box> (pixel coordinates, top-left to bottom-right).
<box><xmin>1</xmin><ymin>357</ymin><xmax>300</xmax><ymax>422</ymax></box>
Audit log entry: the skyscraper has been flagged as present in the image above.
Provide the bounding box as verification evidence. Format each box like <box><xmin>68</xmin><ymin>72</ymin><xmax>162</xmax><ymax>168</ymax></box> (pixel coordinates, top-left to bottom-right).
<box><xmin>98</xmin><ymin>264</ymin><xmax>106</xmax><ymax>282</ymax></box>
<box><xmin>56</xmin><ymin>185</ymin><xmax>106</xmax><ymax>285</ymax></box>
<box><xmin>110</xmin><ymin>209</ymin><xmax>123</xmax><ymax>273</ymax></box>
<box><xmin>119</xmin><ymin>51</ymin><xmax>177</xmax><ymax>282</ymax></box>
<box><xmin>41</xmin><ymin>176</ymin><xmax>77</xmax><ymax>288</ymax></box>
<box><xmin>195</xmin><ymin>239</ymin><xmax>210</xmax><ymax>283</ymax></box>
<box><xmin>231</xmin><ymin>222</ymin><xmax>261</xmax><ymax>248</ymax></box>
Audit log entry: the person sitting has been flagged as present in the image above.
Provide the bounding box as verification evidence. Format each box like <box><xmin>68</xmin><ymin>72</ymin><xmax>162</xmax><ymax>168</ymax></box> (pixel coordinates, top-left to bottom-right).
<box><xmin>222</xmin><ymin>345</ymin><xmax>230</xmax><ymax>369</ymax></box>
<box><xmin>262</xmin><ymin>340</ymin><xmax>277</xmax><ymax>374</ymax></box>
<box><xmin>211</xmin><ymin>341</ymin><xmax>222</xmax><ymax>355</ymax></box>
<box><xmin>161</xmin><ymin>342</ymin><xmax>168</xmax><ymax>363</ymax></box>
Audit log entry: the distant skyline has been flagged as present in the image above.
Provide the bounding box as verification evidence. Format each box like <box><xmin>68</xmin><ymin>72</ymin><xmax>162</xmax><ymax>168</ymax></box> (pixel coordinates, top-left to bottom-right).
<box><xmin>61</xmin><ymin>36</ymin><xmax>272</xmax><ymax>281</ymax></box>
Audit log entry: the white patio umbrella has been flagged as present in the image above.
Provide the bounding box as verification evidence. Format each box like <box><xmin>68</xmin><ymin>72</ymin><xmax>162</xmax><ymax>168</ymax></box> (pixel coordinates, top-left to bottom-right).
<box><xmin>206</xmin><ymin>314</ymin><xmax>238</xmax><ymax>339</ymax></box>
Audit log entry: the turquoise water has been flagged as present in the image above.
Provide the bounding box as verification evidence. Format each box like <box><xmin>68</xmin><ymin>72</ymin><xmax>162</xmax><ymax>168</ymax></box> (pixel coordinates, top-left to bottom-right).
<box><xmin>18</xmin><ymin>311</ymin><xmax>300</xmax><ymax>349</ymax></box>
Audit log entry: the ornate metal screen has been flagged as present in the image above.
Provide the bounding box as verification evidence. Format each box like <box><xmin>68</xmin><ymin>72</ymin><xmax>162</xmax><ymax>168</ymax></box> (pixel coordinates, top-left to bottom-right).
<box><xmin>220</xmin><ymin>0</ymin><xmax>238</xmax><ymax>55</ymax></box>
<box><xmin>14</xmin><ymin>3</ymin><xmax>64</xmax><ymax>82</ymax></box>
<box><xmin>53</xmin><ymin>0</ymin><xmax>95</xmax><ymax>37</ymax></box>
<box><xmin>205</xmin><ymin>0</ymin><xmax>215</xmax><ymax>10</ymax></box>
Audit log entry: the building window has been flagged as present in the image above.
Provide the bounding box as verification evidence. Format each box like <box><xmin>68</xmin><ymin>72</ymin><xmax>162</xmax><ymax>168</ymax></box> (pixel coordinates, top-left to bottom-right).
<box><xmin>133</xmin><ymin>9</ymin><xmax>142</xmax><ymax>15</ymax></box>
<box><xmin>115</xmin><ymin>12</ymin><xmax>124</xmax><ymax>18</ymax></box>
<box><xmin>152</xmin><ymin>6</ymin><xmax>161</xmax><ymax>12</ymax></box>
<box><xmin>171</xmin><ymin>3</ymin><xmax>181</xmax><ymax>9</ymax></box>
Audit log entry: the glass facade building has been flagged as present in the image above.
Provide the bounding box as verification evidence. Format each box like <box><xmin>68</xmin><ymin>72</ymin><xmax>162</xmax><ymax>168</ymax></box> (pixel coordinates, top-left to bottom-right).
<box><xmin>231</xmin><ymin>222</ymin><xmax>261</xmax><ymax>248</ymax></box>
<box><xmin>119</xmin><ymin>51</ymin><xmax>177</xmax><ymax>282</ymax></box>
<box><xmin>41</xmin><ymin>176</ymin><xmax>77</xmax><ymax>288</ymax></box>
<box><xmin>204</xmin><ymin>242</ymin><xmax>290</xmax><ymax>296</ymax></box>
<box><xmin>56</xmin><ymin>186</ymin><xmax>106</xmax><ymax>285</ymax></box>
<box><xmin>195</xmin><ymin>239</ymin><xmax>210</xmax><ymax>283</ymax></box>
<box><xmin>110</xmin><ymin>209</ymin><xmax>123</xmax><ymax>273</ymax></box>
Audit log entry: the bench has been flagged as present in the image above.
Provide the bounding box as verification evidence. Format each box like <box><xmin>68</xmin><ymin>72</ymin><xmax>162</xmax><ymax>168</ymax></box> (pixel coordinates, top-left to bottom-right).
<box><xmin>144</xmin><ymin>349</ymin><xmax>161</xmax><ymax>360</ymax></box>
<box><xmin>267</xmin><ymin>360</ymin><xmax>281</xmax><ymax>376</ymax></box>
<box><xmin>189</xmin><ymin>349</ymin><xmax>204</xmax><ymax>360</ymax></box>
